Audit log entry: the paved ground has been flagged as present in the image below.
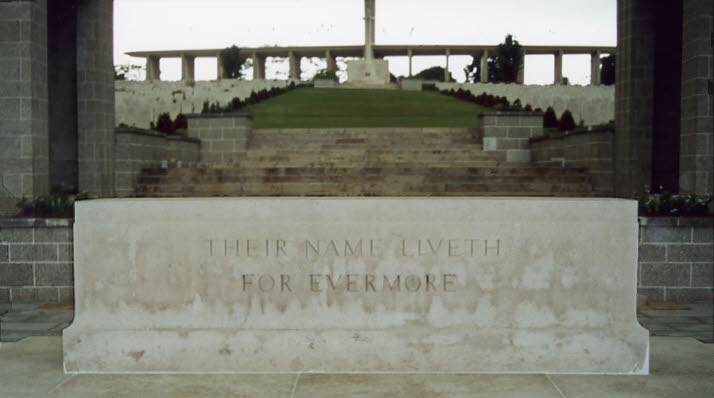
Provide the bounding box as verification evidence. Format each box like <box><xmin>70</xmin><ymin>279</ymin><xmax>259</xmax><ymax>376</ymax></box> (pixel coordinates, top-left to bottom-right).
<box><xmin>0</xmin><ymin>303</ymin><xmax>712</xmax><ymax>397</ymax></box>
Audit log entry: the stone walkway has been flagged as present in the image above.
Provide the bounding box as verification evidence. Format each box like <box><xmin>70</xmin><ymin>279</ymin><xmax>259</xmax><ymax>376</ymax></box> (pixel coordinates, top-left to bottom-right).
<box><xmin>0</xmin><ymin>336</ymin><xmax>711</xmax><ymax>397</ymax></box>
<box><xmin>0</xmin><ymin>303</ymin><xmax>712</xmax><ymax>397</ymax></box>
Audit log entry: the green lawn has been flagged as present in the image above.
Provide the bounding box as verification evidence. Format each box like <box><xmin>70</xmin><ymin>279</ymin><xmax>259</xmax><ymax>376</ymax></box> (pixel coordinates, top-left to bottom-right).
<box><xmin>243</xmin><ymin>88</ymin><xmax>486</xmax><ymax>128</ymax></box>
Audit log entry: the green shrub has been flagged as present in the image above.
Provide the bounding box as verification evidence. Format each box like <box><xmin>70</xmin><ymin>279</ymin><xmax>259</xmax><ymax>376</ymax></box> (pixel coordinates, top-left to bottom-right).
<box><xmin>557</xmin><ymin>110</ymin><xmax>576</xmax><ymax>131</ymax></box>
<box><xmin>635</xmin><ymin>190</ymin><xmax>712</xmax><ymax>217</ymax></box>
<box><xmin>313</xmin><ymin>69</ymin><xmax>337</xmax><ymax>81</ymax></box>
<box><xmin>156</xmin><ymin>113</ymin><xmax>175</xmax><ymax>134</ymax></box>
<box><xmin>543</xmin><ymin>107</ymin><xmax>557</xmax><ymax>128</ymax></box>
<box><xmin>16</xmin><ymin>186</ymin><xmax>88</xmax><ymax>218</ymax></box>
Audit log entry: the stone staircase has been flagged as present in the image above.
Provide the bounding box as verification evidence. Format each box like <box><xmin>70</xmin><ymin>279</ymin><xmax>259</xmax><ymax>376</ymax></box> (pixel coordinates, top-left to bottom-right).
<box><xmin>136</xmin><ymin>128</ymin><xmax>592</xmax><ymax>197</ymax></box>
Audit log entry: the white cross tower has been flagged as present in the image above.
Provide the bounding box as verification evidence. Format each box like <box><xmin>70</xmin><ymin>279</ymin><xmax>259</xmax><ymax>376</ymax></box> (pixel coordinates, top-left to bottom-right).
<box><xmin>347</xmin><ymin>0</ymin><xmax>390</xmax><ymax>85</ymax></box>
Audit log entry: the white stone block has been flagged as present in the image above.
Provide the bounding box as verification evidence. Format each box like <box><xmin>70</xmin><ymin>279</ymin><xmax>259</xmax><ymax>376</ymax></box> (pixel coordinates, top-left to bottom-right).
<box><xmin>63</xmin><ymin>198</ymin><xmax>649</xmax><ymax>374</ymax></box>
<box><xmin>506</xmin><ymin>149</ymin><xmax>532</xmax><ymax>163</ymax></box>
<box><xmin>346</xmin><ymin>60</ymin><xmax>390</xmax><ymax>85</ymax></box>
<box><xmin>483</xmin><ymin>137</ymin><xmax>498</xmax><ymax>151</ymax></box>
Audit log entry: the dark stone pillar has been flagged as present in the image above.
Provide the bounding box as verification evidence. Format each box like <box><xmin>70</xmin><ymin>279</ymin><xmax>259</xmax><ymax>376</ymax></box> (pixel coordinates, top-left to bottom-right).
<box><xmin>615</xmin><ymin>0</ymin><xmax>656</xmax><ymax>196</ymax></box>
<box><xmin>76</xmin><ymin>0</ymin><xmax>115</xmax><ymax>197</ymax></box>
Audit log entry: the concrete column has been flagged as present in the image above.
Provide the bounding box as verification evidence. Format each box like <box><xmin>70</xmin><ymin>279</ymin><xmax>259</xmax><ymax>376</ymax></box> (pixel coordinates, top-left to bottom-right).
<box><xmin>288</xmin><ymin>51</ymin><xmax>301</xmax><ymax>80</ymax></box>
<box><xmin>363</xmin><ymin>0</ymin><xmax>375</xmax><ymax>60</ymax></box>
<box><xmin>216</xmin><ymin>52</ymin><xmax>226</xmax><ymax>80</ymax></box>
<box><xmin>679</xmin><ymin>0</ymin><xmax>713</xmax><ymax>195</ymax></box>
<box><xmin>181</xmin><ymin>54</ymin><xmax>195</xmax><ymax>81</ymax></box>
<box><xmin>590</xmin><ymin>51</ymin><xmax>601</xmax><ymax>85</ymax></box>
<box><xmin>517</xmin><ymin>51</ymin><xmax>525</xmax><ymax>84</ymax></box>
<box><xmin>325</xmin><ymin>50</ymin><xmax>337</xmax><ymax>72</ymax></box>
<box><xmin>554</xmin><ymin>50</ymin><xmax>563</xmax><ymax>84</ymax></box>
<box><xmin>405</xmin><ymin>48</ymin><xmax>412</xmax><ymax>77</ymax></box>
<box><xmin>444</xmin><ymin>49</ymin><xmax>450</xmax><ymax>82</ymax></box>
<box><xmin>76</xmin><ymin>0</ymin><xmax>115</xmax><ymax>197</ymax></box>
<box><xmin>480</xmin><ymin>50</ymin><xmax>489</xmax><ymax>83</ymax></box>
<box><xmin>146</xmin><ymin>56</ymin><xmax>160</xmax><ymax>81</ymax></box>
<box><xmin>0</xmin><ymin>0</ymin><xmax>49</xmax><ymax>199</ymax></box>
<box><xmin>614</xmin><ymin>0</ymin><xmax>656</xmax><ymax>196</ymax></box>
<box><xmin>252</xmin><ymin>52</ymin><xmax>265</xmax><ymax>80</ymax></box>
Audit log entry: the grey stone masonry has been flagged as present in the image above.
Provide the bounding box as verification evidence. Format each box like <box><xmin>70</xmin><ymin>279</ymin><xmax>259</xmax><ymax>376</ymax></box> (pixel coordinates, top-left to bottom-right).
<box><xmin>0</xmin><ymin>218</ymin><xmax>74</xmax><ymax>303</ymax></box>
<box><xmin>0</xmin><ymin>0</ymin><xmax>49</xmax><ymax>198</ymax></box>
<box><xmin>530</xmin><ymin>127</ymin><xmax>614</xmax><ymax>196</ymax></box>
<box><xmin>187</xmin><ymin>114</ymin><xmax>253</xmax><ymax>164</ymax></box>
<box><xmin>76</xmin><ymin>0</ymin><xmax>115</xmax><ymax>197</ymax></box>
<box><xmin>114</xmin><ymin>128</ymin><xmax>200</xmax><ymax>197</ymax></box>
<box><xmin>679</xmin><ymin>0</ymin><xmax>713</xmax><ymax>196</ymax></box>
<box><xmin>478</xmin><ymin>112</ymin><xmax>544</xmax><ymax>163</ymax></box>
<box><xmin>638</xmin><ymin>217</ymin><xmax>713</xmax><ymax>304</ymax></box>
<box><xmin>615</xmin><ymin>0</ymin><xmax>655</xmax><ymax>196</ymax></box>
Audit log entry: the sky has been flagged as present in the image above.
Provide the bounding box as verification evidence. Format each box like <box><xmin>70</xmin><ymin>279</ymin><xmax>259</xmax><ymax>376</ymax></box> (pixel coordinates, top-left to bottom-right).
<box><xmin>113</xmin><ymin>0</ymin><xmax>616</xmax><ymax>85</ymax></box>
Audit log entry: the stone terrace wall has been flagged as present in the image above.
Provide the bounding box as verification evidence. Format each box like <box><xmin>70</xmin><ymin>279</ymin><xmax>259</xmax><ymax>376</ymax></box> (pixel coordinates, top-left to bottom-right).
<box><xmin>114</xmin><ymin>128</ymin><xmax>200</xmax><ymax>197</ymax></box>
<box><xmin>116</xmin><ymin>79</ymin><xmax>298</xmax><ymax>129</ymax></box>
<box><xmin>436</xmin><ymin>82</ymin><xmax>614</xmax><ymax>126</ymax></box>
<box><xmin>531</xmin><ymin>127</ymin><xmax>614</xmax><ymax>196</ymax></box>
<box><xmin>186</xmin><ymin>114</ymin><xmax>252</xmax><ymax>164</ymax></box>
<box><xmin>638</xmin><ymin>217</ymin><xmax>713</xmax><ymax>304</ymax></box>
<box><xmin>0</xmin><ymin>218</ymin><xmax>73</xmax><ymax>303</ymax></box>
<box><xmin>478</xmin><ymin>112</ymin><xmax>544</xmax><ymax>162</ymax></box>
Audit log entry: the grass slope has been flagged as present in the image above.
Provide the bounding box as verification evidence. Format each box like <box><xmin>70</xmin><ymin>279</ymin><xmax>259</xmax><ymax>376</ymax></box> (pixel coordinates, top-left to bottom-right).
<box><xmin>244</xmin><ymin>87</ymin><xmax>486</xmax><ymax>128</ymax></box>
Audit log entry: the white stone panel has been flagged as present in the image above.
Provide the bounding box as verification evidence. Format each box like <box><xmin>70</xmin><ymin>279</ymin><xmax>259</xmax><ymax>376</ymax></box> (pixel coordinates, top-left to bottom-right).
<box><xmin>63</xmin><ymin>198</ymin><xmax>649</xmax><ymax>374</ymax></box>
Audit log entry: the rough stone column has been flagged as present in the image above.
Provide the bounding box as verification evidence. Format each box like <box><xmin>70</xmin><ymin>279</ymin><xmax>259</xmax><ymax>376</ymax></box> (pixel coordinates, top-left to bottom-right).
<box><xmin>480</xmin><ymin>50</ymin><xmax>489</xmax><ymax>82</ymax></box>
<box><xmin>0</xmin><ymin>0</ymin><xmax>49</xmax><ymax>198</ymax></box>
<box><xmin>444</xmin><ymin>49</ymin><xmax>450</xmax><ymax>82</ymax></box>
<box><xmin>325</xmin><ymin>50</ymin><xmax>337</xmax><ymax>72</ymax></box>
<box><xmin>363</xmin><ymin>0</ymin><xmax>375</xmax><ymax>60</ymax></box>
<box><xmin>146</xmin><ymin>56</ymin><xmax>160</xmax><ymax>81</ymax></box>
<box><xmin>288</xmin><ymin>51</ymin><xmax>301</xmax><ymax>80</ymax></box>
<box><xmin>216</xmin><ymin>52</ymin><xmax>225</xmax><ymax>79</ymax></box>
<box><xmin>554</xmin><ymin>50</ymin><xmax>563</xmax><ymax>84</ymax></box>
<box><xmin>252</xmin><ymin>52</ymin><xmax>265</xmax><ymax>80</ymax></box>
<box><xmin>590</xmin><ymin>51</ymin><xmax>601</xmax><ymax>85</ymax></box>
<box><xmin>407</xmin><ymin>48</ymin><xmax>413</xmax><ymax>77</ymax></box>
<box><xmin>517</xmin><ymin>51</ymin><xmax>525</xmax><ymax>84</ymax></box>
<box><xmin>679</xmin><ymin>0</ymin><xmax>713</xmax><ymax>195</ymax></box>
<box><xmin>614</xmin><ymin>0</ymin><xmax>656</xmax><ymax>196</ymax></box>
<box><xmin>181</xmin><ymin>54</ymin><xmax>195</xmax><ymax>81</ymax></box>
<box><xmin>76</xmin><ymin>0</ymin><xmax>115</xmax><ymax>197</ymax></box>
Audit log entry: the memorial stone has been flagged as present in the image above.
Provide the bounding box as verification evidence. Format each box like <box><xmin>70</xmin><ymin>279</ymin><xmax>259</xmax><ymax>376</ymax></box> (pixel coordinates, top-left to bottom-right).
<box><xmin>63</xmin><ymin>198</ymin><xmax>649</xmax><ymax>374</ymax></box>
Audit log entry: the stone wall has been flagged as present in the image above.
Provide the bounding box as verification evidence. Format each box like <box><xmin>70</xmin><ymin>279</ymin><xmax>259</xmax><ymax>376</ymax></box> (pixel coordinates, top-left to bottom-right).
<box><xmin>0</xmin><ymin>218</ymin><xmax>73</xmax><ymax>303</ymax></box>
<box><xmin>638</xmin><ymin>217</ymin><xmax>713</xmax><ymax>304</ymax></box>
<box><xmin>76</xmin><ymin>0</ymin><xmax>115</xmax><ymax>197</ymax></box>
<box><xmin>187</xmin><ymin>114</ymin><xmax>253</xmax><ymax>164</ymax></box>
<box><xmin>114</xmin><ymin>128</ymin><xmax>200</xmax><ymax>197</ymax></box>
<box><xmin>436</xmin><ymin>82</ymin><xmax>614</xmax><ymax>126</ymax></box>
<box><xmin>478</xmin><ymin>112</ymin><xmax>543</xmax><ymax>162</ymax></box>
<box><xmin>0</xmin><ymin>0</ymin><xmax>49</xmax><ymax>199</ymax></box>
<box><xmin>530</xmin><ymin>127</ymin><xmax>615</xmax><ymax>196</ymax></box>
<box><xmin>679</xmin><ymin>0</ymin><xmax>713</xmax><ymax>195</ymax></box>
<box><xmin>116</xmin><ymin>79</ymin><xmax>298</xmax><ymax>129</ymax></box>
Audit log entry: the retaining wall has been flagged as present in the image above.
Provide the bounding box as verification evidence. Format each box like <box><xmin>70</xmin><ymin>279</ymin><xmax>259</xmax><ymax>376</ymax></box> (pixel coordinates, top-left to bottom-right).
<box><xmin>478</xmin><ymin>112</ymin><xmax>544</xmax><ymax>162</ymax></box>
<box><xmin>530</xmin><ymin>127</ymin><xmax>615</xmax><ymax>196</ymax></box>
<box><xmin>186</xmin><ymin>114</ymin><xmax>253</xmax><ymax>164</ymax></box>
<box><xmin>114</xmin><ymin>128</ymin><xmax>200</xmax><ymax>197</ymax></box>
<box><xmin>436</xmin><ymin>82</ymin><xmax>614</xmax><ymax>126</ymax></box>
<box><xmin>638</xmin><ymin>217</ymin><xmax>714</xmax><ymax>304</ymax></box>
<box><xmin>115</xmin><ymin>79</ymin><xmax>298</xmax><ymax>129</ymax></box>
<box><xmin>0</xmin><ymin>218</ymin><xmax>73</xmax><ymax>303</ymax></box>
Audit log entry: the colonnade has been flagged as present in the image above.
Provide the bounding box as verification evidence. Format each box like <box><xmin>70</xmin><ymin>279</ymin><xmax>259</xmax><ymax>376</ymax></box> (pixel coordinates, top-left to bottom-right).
<box><xmin>133</xmin><ymin>45</ymin><xmax>613</xmax><ymax>85</ymax></box>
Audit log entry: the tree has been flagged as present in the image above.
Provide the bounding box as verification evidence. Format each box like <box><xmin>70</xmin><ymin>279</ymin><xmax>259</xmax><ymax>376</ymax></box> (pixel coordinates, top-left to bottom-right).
<box><xmin>220</xmin><ymin>45</ymin><xmax>247</xmax><ymax>79</ymax></box>
<box><xmin>414</xmin><ymin>66</ymin><xmax>452</xmax><ymax>82</ymax></box>
<box><xmin>600</xmin><ymin>54</ymin><xmax>615</xmax><ymax>85</ymax></box>
<box><xmin>463</xmin><ymin>55</ymin><xmax>482</xmax><ymax>83</ymax></box>
<box><xmin>464</xmin><ymin>34</ymin><xmax>523</xmax><ymax>83</ymax></box>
